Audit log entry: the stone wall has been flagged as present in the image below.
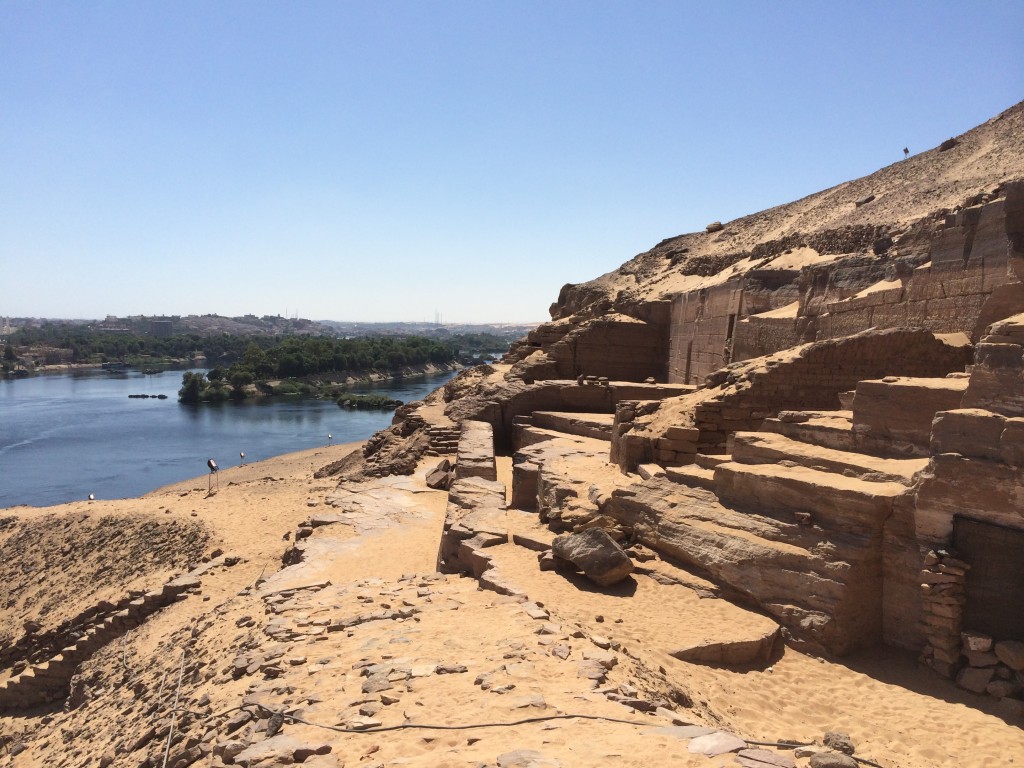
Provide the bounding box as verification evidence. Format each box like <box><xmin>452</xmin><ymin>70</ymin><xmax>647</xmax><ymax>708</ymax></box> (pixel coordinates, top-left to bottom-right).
<box><xmin>508</xmin><ymin>313</ymin><xmax>670</xmax><ymax>383</ymax></box>
<box><xmin>615</xmin><ymin>328</ymin><xmax>972</xmax><ymax>469</ymax></box>
<box><xmin>664</xmin><ymin>181</ymin><xmax>1024</xmax><ymax>388</ymax></box>
<box><xmin>447</xmin><ymin>379</ymin><xmax>692</xmax><ymax>449</ymax></box>
<box><xmin>806</xmin><ymin>183</ymin><xmax>1024</xmax><ymax>343</ymax></box>
<box><xmin>667</xmin><ymin>281</ymin><xmax>743</xmax><ymax>385</ymax></box>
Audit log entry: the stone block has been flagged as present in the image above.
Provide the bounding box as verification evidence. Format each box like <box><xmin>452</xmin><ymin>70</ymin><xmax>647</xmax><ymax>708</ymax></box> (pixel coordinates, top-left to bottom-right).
<box><xmin>454</xmin><ymin>421</ymin><xmax>497</xmax><ymax>482</ymax></box>
<box><xmin>995</xmin><ymin>640</ymin><xmax>1024</xmax><ymax>671</ymax></box>
<box><xmin>956</xmin><ymin>665</ymin><xmax>995</xmax><ymax>694</ymax></box>
<box><xmin>930</xmin><ymin>409</ymin><xmax>1006</xmax><ymax>460</ymax></box>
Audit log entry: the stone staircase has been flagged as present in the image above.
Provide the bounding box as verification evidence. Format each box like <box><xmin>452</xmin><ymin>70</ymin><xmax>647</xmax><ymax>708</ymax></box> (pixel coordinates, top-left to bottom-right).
<box><xmin>609</xmin><ymin>393</ymin><xmax>941</xmax><ymax>654</ymax></box>
<box><xmin>0</xmin><ymin>564</ymin><xmax>217</xmax><ymax>711</ymax></box>
<box><xmin>425</xmin><ymin>424</ymin><xmax>461</xmax><ymax>457</ymax></box>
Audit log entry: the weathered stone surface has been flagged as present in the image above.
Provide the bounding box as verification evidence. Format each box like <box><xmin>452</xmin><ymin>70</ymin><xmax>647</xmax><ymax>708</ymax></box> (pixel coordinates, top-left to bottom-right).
<box><xmin>736</xmin><ymin>748</ymin><xmax>797</xmax><ymax>768</ymax></box>
<box><xmin>809</xmin><ymin>752</ymin><xmax>858</xmax><ymax>768</ymax></box>
<box><xmin>957</xmin><ymin>665</ymin><xmax>995</xmax><ymax>693</ymax></box>
<box><xmin>552</xmin><ymin>528</ymin><xmax>634</xmax><ymax>587</ymax></box>
<box><xmin>455</xmin><ymin>421</ymin><xmax>498</xmax><ymax>481</ymax></box>
<box><xmin>687</xmin><ymin>731</ymin><xmax>746</xmax><ymax>756</ymax></box>
<box><xmin>231</xmin><ymin>735</ymin><xmax>332</xmax><ymax>765</ymax></box>
<box><xmin>605</xmin><ymin>474</ymin><xmax>884</xmax><ymax>655</ymax></box>
<box><xmin>652</xmin><ymin>725</ymin><xmax>718</xmax><ymax>739</ymax></box>
<box><xmin>962</xmin><ymin>630</ymin><xmax>994</xmax><ymax>652</ymax></box>
<box><xmin>531</xmin><ymin>411</ymin><xmax>614</xmax><ymax>441</ymax></box>
<box><xmin>425</xmin><ymin>459</ymin><xmax>451</xmax><ymax>490</ymax></box>
<box><xmin>823</xmin><ymin>731</ymin><xmax>855</xmax><ymax>755</ymax></box>
<box><xmin>914</xmin><ymin>452</ymin><xmax>1024</xmax><ymax>542</ymax></box>
<box><xmin>930</xmin><ymin>409</ymin><xmax>1007</xmax><ymax>460</ymax></box>
<box><xmin>853</xmin><ymin>376</ymin><xmax>969</xmax><ymax>451</ymax></box>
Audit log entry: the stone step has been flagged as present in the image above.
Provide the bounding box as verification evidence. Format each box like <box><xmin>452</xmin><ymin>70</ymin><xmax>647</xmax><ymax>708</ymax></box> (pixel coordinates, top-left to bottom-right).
<box><xmin>530</xmin><ymin>411</ymin><xmax>614</xmax><ymax>442</ymax></box>
<box><xmin>852</xmin><ymin>375</ymin><xmax>969</xmax><ymax>451</ymax></box>
<box><xmin>714</xmin><ymin>460</ymin><xmax>909</xmax><ymax>535</ymax></box>
<box><xmin>730</xmin><ymin>431</ymin><xmax>928</xmax><ymax>486</ymax></box>
<box><xmin>694</xmin><ymin>453</ymin><xmax>730</xmax><ymax>470</ymax></box>
<box><xmin>664</xmin><ymin>464</ymin><xmax>716</xmax><ymax>491</ymax></box>
<box><xmin>761</xmin><ymin>410</ymin><xmax>856</xmax><ymax>452</ymax></box>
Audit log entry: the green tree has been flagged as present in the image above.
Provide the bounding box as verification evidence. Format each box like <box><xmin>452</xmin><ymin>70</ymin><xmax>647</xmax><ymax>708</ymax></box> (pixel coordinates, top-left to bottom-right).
<box><xmin>3</xmin><ymin>343</ymin><xmax>14</xmax><ymax>362</ymax></box>
<box><xmin>178</xmin><ymin>371</ymin><xmax>206</xmax><ymax>403</ymax></box>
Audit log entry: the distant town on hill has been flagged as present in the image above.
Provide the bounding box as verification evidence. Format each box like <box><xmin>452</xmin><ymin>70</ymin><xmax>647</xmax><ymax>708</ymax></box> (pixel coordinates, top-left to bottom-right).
<box><xmin>1</xmin><ymin>314</ymin><xmax>539</xmax><ymax>340</ymax></box>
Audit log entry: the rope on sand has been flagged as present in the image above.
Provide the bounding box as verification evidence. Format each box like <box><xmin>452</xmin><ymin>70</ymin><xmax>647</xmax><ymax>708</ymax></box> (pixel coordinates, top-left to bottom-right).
<box><xmin>167</xmin><ymin>703</ymin><xmax>884</xmax><ymax>765</ymax></box>
<box><xmin>160</xmin><ymin>649</ymin><xmax>187</xmax><ymax>768</ymax></box>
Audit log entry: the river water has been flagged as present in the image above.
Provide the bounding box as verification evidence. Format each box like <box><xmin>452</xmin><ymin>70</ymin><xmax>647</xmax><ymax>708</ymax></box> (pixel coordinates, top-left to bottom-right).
<box><xmin>0</xmin><ymin>368</ymin><xmax>458</xmax><ymax>508</ymax></box>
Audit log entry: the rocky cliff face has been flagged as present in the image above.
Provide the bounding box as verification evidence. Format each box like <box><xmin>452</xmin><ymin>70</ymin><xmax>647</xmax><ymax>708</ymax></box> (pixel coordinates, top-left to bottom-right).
<box><xmin>503</xmin><ymin>101</ymin><xmax>1024</xmax><ymax>388</ymax></box>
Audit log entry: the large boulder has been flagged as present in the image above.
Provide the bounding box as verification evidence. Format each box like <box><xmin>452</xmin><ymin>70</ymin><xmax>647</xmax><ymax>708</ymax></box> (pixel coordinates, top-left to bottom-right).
<box><xmin>551</xmin><ymin>528</ymin><xmax>634</xmax><ymax>586</ymax></box>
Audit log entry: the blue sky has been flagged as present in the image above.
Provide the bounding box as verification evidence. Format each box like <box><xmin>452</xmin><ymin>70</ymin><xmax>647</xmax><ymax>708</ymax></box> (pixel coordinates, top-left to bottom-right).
<box><xmin>2</xmin><ymin>2</ymin><xmax>1021</xmax><ymax>324</ymax></box>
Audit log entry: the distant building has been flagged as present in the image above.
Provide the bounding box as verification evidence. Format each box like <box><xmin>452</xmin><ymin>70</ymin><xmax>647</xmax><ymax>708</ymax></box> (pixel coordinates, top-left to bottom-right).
<box><xmin>149</xmin><ymin>320</ymin><xmax>174</xmax><ymax>337</ymax></box>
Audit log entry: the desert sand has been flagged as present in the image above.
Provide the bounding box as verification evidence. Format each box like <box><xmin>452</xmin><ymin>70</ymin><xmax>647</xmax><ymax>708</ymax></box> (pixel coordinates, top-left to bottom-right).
<box><xmin>0</xmin><ymin>438</ymin><xmax>1021</xmax><ymax>768</ymax></box>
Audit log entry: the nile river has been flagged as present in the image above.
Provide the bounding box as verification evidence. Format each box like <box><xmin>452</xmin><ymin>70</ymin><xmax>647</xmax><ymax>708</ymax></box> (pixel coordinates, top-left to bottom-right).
<box><xmin>0</xmin><ymin>368</ymin><xmax>458</xmax><ymax>508</ymax></box>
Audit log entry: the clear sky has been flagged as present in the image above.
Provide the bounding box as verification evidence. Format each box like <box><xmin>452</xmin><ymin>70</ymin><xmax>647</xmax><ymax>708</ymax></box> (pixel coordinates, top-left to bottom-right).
<box><xmin>2</xmin><ymin>1</ymin><xmax>1021</xmax><ymax>324</ymax></box>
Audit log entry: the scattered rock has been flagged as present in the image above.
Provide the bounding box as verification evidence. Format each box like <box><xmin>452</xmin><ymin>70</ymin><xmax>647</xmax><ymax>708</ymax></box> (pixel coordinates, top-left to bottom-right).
<box><xmin>551</xmin><ymin>528</ymin><xmax>634</xmax><ymax>587</ymax></box>
<box><xmin>706</xmin><ymin>221</ymin><xmax>724</xmax><ymax>233</ymax></box>
<box><xmin>823</xmin><ymin>731</ymin><xmax>856</xmax><ymax>755</ymax></box>
<box><xmin>426</xmin><ymin>459</ymin><xmax>452</xmax><ymax>490</ymax></box>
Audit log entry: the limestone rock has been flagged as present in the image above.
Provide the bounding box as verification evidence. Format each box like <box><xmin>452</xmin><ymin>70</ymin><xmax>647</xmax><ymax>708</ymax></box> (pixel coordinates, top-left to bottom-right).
<box><xmin>231</xmin><ymin>735</ymin><xmax>332</xmax><ymax>765</ymax></box>
<box><xmin>962</xmin><ymin>630</ymin><xmax>993</xmax><ymax>653</ymax></box>
<box><xmin>551</xmin><ymin>528</ymin><xmax>634</xmax><ymax>586</ymax></box>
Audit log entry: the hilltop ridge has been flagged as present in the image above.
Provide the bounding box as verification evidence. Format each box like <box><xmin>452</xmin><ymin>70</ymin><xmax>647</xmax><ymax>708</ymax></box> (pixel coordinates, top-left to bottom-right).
<box><xmin>553</xmin><ymin>99</ymin><xmax>1024</xmax><ymax>320</ymax></box>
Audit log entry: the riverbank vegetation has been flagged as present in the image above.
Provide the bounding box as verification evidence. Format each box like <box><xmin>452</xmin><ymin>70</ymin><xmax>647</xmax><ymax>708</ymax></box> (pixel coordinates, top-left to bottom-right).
<box><xmin>3</xmin><ymin>321</ymin><xmax>512</xmax><ymax>375</ymax></box>
<box><xmin>176</xmin><ymin>335</ymin><xmax>465</xmax><ymax>404</ymax></box>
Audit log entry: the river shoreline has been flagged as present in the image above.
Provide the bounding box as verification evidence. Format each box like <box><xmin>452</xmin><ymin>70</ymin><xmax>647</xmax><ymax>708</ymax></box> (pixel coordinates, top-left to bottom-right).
<box><xmin>0</xmin><ymin>367</ymin><xmax>460</xmax><ymax>509</ymax></box>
